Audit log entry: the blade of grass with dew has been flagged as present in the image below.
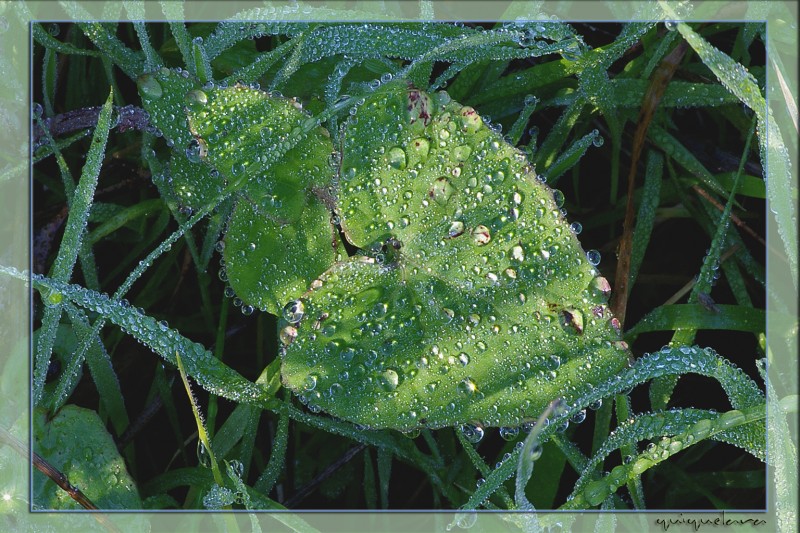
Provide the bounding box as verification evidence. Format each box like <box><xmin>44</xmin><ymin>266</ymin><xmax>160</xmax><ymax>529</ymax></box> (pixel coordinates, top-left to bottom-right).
<box><xmin>628</xmin><ymin>151</ymin><xmax>663</xmax><ymax>289</ymax></box>
<box><xmin>122</xmin><ymin>1</ymin><xmax>161</xmax><ymax>72</ymax></box>
<box><xmin>533</xmin><ymin>95</ymin><xmax>585</xmax><ymax>177</ymax></box>
<box><xmin>254</xmin><ymin>400</ymin><xmax>289</xmax><ymax>495</ymax></box>
<box><xmin>455</xmin><ymin>429</ymin><xmax>515</xmax><ymax>509</ymax></box>
<box><xmin>377</xmin><ymin>447</ymin><xmax>392</xmax><ymax>509</ymax></box>
<box><xmin>454</xmin><ymin>344</ymin><xmax>764</xmax><ymax>510</ymax></box>
<box><xmin>60</xmin><ymin>302</ymin><xmax>129</xmax><ymax>436</ymax></box>
<box><xmin>614</xmin><ymin>393</ymin><xmax>645</xmax><ymax>509</ymax></box>
<box><xmin>68</xmin><ymin>18</ymin><xmax>144</xmax><ymax>79</ymax></box>
<box><xmin>175</xmin><ymin>351</ymin><xmax>236</xmax><ymax>518</ymax></box>
<box><xmin>541</xmin><ymin>128</ymin><xmax>602</xmax><ymax>183</ymax></box>
<box><xmin>32</xmin><ymin>23</ymin><xmax>101</xmax><ymax>57</ymax></box>
<box><xmin>159</xmin><ymin>1</ymin><xmax>192</xmax><ymax>70</ymax></box>
<box><xmin>626</xmin><ymin>304</ymin><xmax>766</xmax><ymax>343</ymax></box>
<box><xmin>223</xmin><ymin>37</ymin><xmax>300</xmax><ymax>86</ymax></box>
<box><xmin>33</xmin><ymin>89</ymin><xmax>114</xmax><ymax>406</ymax></box>
<box><xmin>648</xmin><ymin>124</ymin><xmax>729</xmax><ymax>198</ymax></box>
<box><xmin>42</xmin><ymin>46</ymin><xmax>57</xmax><ymax>117</ymax></box>
<box><xmin>649</xmin><ymin>119</ymin><xmax>756</xmax><ymax>409</ymax></box>
<box><xmin>666</xmin><ymin>16</ymin><xmax>797</xmax><ymax>287</ymax></box>
<box><xmin>86</xmin><ymin>199</ymin><xmax>165</xmax><ymax>245</ymax></box>
<box><xmin>567</xmin><ymin>405</ymin><xmax>766</xmax><ymax>504</ymax></box>
<box><xmin>190</xmin><ymin>37</ymin><xmax>212</xmax><ymax>84</ymax></box>
<box><xmin>562</xmin><ymin>403</ymin><xmax>765</xmax><ymax>509</ymax></box>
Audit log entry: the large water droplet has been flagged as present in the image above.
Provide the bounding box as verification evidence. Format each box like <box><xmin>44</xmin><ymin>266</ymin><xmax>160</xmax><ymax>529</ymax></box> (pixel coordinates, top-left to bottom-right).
<box><xmin>458</xmin><ymin>377</ymin><xmax>478</xmax><ymax>395</ymax></box>
<box><xmin>378</xmin><ymin>369</ymin><xmax>399</xmax><ymax>392</ymax></box>
<box><xmin>185</xmin><ymin>89</ymin><xmax>208</xmax><ymax>111</ymax></box>
<box><xmin>387</xmin><ymin>146</ymin><xmax>407</xmax><ymax>169</ymax></box>
<box><xmin>280</xmin><ymin>326</ymin><xmax>297</xmax><ymax>346</ymax></box>
<box><xmin>283</xmin><ymin>300</ymin><xmax>305</xmax><ymax>324</ymax></box>
<box><xmin>448</xmin><ymin>220</ymin><xmax>465</xmax><ymax>238</ymax></box>
<box><xmin>137</xmin><ymin>74</ymin><xmax>163</xmax><ymax>99</ymax></box>
<box><xmin>471</xmin><ymin>225</ymin><xmax>491</xmax><ymax>245</ymax></box>
<box><xmin>185</xmin><ymin>138</ymin><xmax>208</xmax><ymax>163</ymax></box>
<box><xmin>459</xmin><ymin>423</ymin><xmax>485</xmax><ymax>443</ymax></box>
<box><xmin>499</xmin><ymin>426</ymin><xmax>519</xmax><ymax>441</ymax></box>
<box><xmin>431</xmin><ymin>177</ymin><xmax>455</xmax><ymax>205</ymax></box>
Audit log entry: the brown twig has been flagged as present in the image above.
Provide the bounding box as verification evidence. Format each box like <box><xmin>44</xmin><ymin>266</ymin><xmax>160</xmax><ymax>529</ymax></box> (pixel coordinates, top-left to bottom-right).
<box><xmin>691</xmin><ymin>185</ymin><xmax>766</xmax><ymax>247</ymax></box>
<box><xmin>610</xmin><ymin>38</ymin><xmax>689</xmax><ymax>328</ymax></box>
<box><xmin>33</xmin><ymin>104</ymin><xmax>151</xmax><ymax>150</ymax></box>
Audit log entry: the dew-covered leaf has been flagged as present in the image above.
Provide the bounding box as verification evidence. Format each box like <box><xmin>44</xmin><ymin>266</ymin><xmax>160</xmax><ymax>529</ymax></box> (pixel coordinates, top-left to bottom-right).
<box><xmin>185</xmin><ymin>83</ymin><xmax>338</xmax><ymax>315</ymax></box>
<box><xmin>138</xmin><ymin>68</ymin><xmax>338</xmax><ymax>315</ymax></box>
<box><xmin>33</xmin><ymin>405</ymin><xmax>141</xmax><ymax>509</ymax></box>
<box><xmin>280</xmin><ymin>81</ymin><xmax>631</xmax><ymax>431</ymax></box>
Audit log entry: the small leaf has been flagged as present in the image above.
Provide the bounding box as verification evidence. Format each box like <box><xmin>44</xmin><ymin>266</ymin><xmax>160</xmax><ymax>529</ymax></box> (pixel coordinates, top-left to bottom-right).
<box><xmin>138</xmin><ymin>69</ymin><xmax>339</xmax><ymax>314</ymax></box>
<box><xmin>281</xmin><ymin>81</ymin><xmax>631</xmax><ymax>431</ymax></box>
<box><xmin>184</xmin><ymin>82</ymin><xmax>338</xmax><ymax>314</ymax></box>
<box><xmin>33</xmin><ymin>405</ymin><xmax>141</xmax><ymax>509</ymax></box>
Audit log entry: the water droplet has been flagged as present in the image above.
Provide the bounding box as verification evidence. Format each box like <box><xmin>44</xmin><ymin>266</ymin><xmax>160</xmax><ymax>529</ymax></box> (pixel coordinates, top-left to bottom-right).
<box><xmin>453</xmin><ymin>145</ymin><xmax>472</xmax><ymax>161</ymax></box>
<box><xmin>410</xmin><ymin>137</ymin><xmax>430</xmax><ymax>160</ymax></box>
<box><xmin>665</xmin><ymin>20</ymin><xmax>678</xmax><ymax>31</ymax></box>
<box><xmin>586</xmin><ymin>249</ymin><xmax>601</xmax><ymax>266</ymax></box>
<box><xmin>552</xmin><ymin>189</ymin><xmax>565</xmax><ymax>208</ymax></box>
<box><xmin>458</xmin><ymin>377</ymin><xmax>478</xmax><ymax>395</ymax></box>
<box><xmin>137</xmin><ymin>74</ymin><xmax>163</xmax><ymax>99</ymax></box>
<box><xmin>459</xmin><ymin>107</ymin><xmax>482</xmax><ymax>133</ymax></box>
<box><xmin>448</xmin><ymin>220</ymin><xmax>465</xmax><ymax>238</ymax></box>
<box><xmin>304</xmin><ymin>374</ymin><xmax>318</xmax><ymax>391</ymax></box>
<box><xmin>570</xmin><ymin>409</ymin><xmax>587</xmax><ymax>424</ymax></box>
<box><xmin>570</xmin><ymin>221</ymin><xmax>582</xmax><ymax>234</ymax></box>
<box><xmin>184</xmin><ymin>89</ymin><xmax>208</xmax><ymax>111</ymax></box>
<box><xmin>388</xmin><ymin>147</ymin><xmax>407</xmax><ymax>169</ymax></box>
<box><xmin>431</xmin><ymin>177</ymin><xmax>455</xmax><ymax>205</ymax></box>
<box><xmin>280</xmin><ymin>326</ymin><xmax>297</xmax><ymax>346</ymax></box>
<box><xmin>185</xmin><ymin>138</ymin><xmax>208</xmax><ymax>163</ymax></box>
<box><xmin>499</xmin><ymin>426</ymin><xmax>519</xmax><ymax>441</ymax></box>
<box><xmin>459</xmin><ymin>423</ymin><xmax>485</xmax><ymax>443</ymax></box>
<box><xmin>283</xmin><ymin>300</ymin><xmax>305</xmax><ymax>324</ymax></box>
<box><xmin>378</xmin><ymin>369</ymin><xmax>399</xmax><ymax>392</ymax></box>
<box><xmin>472</xmin><ymin>225</ymin><xmax>491</xmax><ymax>245</ymax></box>
<box><xmin>528</xmin><ymin>442</ymin><xmax>543</xmax><ymax>461</ymax></box>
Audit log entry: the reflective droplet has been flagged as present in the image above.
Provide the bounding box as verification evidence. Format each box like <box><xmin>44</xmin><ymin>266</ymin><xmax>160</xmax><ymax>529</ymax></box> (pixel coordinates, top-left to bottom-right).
<box><xmin>459</xmin><ymin>423</ymin><xmax>484</xmax><ymax>443</ymax></box>
<box><xmin>184</xmin><ymin>89</ymin><xmax>208</xmax><ymax>111</ymax></box>
<box><xmin>458</xmin><ymin>377</ymin><xmax>478</xmax><ymax>395</ymax></box>
<box><xmin>472</xmin><ymin>225</ymin><xmax>491</xmax><ymax>245</ymax></box>
<box><xmin>448</xmin><ymin>220</ymin><xmax>465</xmax><ymax>238</ymax></box>
<box><xmin>378</xmin><ymin>369</ymin><xmax>399</xmax><ymax>392</ymax></box>
<box><xmin>552</xmin><ymin>189</ymin><xmax>565</xmax><ymax>208</ymax></box>
<box><xmin>283</xmin><ymin>300</ymin><xmax>305</xmax><ymax>324</ymax></box>
<box><xmin>387</xmin><ymin>147</ymin><xmax>407</xmax><ymax>169</ymax></box>
<box><xmin>137</xmin><ymin>74</ymin><xmax>163</xmax><ymax>99</ymax></box>
<box><xmin>304</xmin><ymin>374</ymin><xmax>319</xmax><ymax>391</ymax></box>
<box><xmin>280</xmin><ymin>326</ymin><xmax>297</xmax><ymax>346</ymax></box>
<box><xmin>185</xmin><ymin>138</ymin><xmax>208</xmax><ymax>163</ymax></box>
<box><xmin>499</xmin><ymin>426</ymin><xmax>519</xmax><ymax>441</ymax></box>
<box><xmin>586</xmin><ymin>249</ymin><xmax>601</xmax><ymax>266</ymax></box>
<box><xmin>431</xmin><ymin>177</ymin><xmax>455</xmax><ymax>205</ymax></box>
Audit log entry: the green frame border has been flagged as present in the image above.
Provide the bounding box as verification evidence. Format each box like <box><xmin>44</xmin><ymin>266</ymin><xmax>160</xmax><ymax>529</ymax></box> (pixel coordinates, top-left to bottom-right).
<box><xmin>1</xmin><ymin>1</ymin><xmax>796</xmax><ymax>532</ymax></box>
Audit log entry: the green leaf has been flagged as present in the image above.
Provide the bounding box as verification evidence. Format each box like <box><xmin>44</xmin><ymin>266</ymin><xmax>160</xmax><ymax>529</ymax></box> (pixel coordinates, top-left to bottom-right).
<box><xmin>280</xmin><ymin>81</ymin><xmax>631</xmax><ymax>431</ymax></box>
<box><xmin>33</xmin><ymin>405</ymin><xmax>141</xmax><ymax>509</ymax></box>
<box><xmin>138</xmin><ymin>69</ymin><xmax>339</xmax><ymax>314</ymax></box>
<box><xmin>183</xmin><ymin>82</ymin><xmax>338</xmax><ymax>314</ymax></box>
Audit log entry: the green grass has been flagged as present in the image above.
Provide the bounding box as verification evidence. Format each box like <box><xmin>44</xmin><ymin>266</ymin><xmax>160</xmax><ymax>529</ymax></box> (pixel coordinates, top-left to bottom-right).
<box><xmin>13</xmin><ymin>15</ymin><xmax>785</xmax><ymax>519</ymax></box>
